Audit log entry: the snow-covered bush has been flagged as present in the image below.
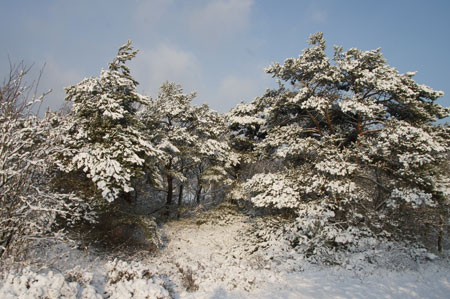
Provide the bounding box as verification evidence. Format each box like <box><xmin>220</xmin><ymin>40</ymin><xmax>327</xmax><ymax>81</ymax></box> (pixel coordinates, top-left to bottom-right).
<box><xmin>105</xmin><ymin>259</ymin><xmax>170</xmax><ymax>298</ymax></box>
<box><xmin>0</xmin><ymin>63</ymin><xmax>96</xmax><ymax>262</ymax></box>
<box><xmin>0</xmin><ymin>267</ymin><xmax>86</xmax><ymax>298</ymax></box>
<box><xmin>0</xmin><ymin>260</ymin><xmax>171</xmax><ymax>299</ymax></box>
<box><xmin>235</xmin><ymin>33</ymin><xmax>450</xmax><ymax>260</ymax></box>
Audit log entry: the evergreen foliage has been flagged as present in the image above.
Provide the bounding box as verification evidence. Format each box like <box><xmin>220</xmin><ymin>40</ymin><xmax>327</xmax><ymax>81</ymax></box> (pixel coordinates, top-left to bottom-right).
<box><xmin>139</xmin><ymin>82</ymin><xmax>236</xmax><ymax>206</ymax></box>
<box><xmin>59</xmin><ymin>41</ymin><xmax>161</xmax><ymax>202</ymax></box>
<box><xmin>232</xmin><ymin>33</ymin><xmax>450</xmax><ymax>254</ymax></box>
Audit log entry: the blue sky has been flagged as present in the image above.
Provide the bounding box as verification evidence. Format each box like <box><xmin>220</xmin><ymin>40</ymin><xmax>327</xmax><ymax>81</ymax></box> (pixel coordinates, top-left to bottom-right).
<box><xmin>1</xmin><ymin>0</ymin><xmax>449</xmax><ymax>118</ymax></box>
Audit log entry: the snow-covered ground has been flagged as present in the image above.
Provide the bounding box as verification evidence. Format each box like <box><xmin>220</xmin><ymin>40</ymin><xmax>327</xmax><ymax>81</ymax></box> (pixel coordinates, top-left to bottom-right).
<box><xmin>186</xmin><ymin>265</ymin><xmax>450</xmax><ymax>299</ymax></box>
<box><xmin>1</xmin><ymin>204</ymin><xmax>449</xmax><ymax>298</ymax></box>
<box><xmin>159</xmin><ymin>208</ymin><xmax>450</xmax><ymax>299</ymax></box>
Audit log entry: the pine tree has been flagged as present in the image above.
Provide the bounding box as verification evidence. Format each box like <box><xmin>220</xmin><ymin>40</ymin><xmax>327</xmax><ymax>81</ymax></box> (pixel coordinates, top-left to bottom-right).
<box><xmin>139</xmin><ymin>82</ymin><xmax>234</xmax><ymax>207</ymax></box>
<box><xmin>238</xmin><ymin>33</ymin><xmax>450</xmax><ymax>255</ymax></box>
<box><xmin>59</xmin><ymin>41</ymin><xmax>161</xmax><ymax>202</ymax></box>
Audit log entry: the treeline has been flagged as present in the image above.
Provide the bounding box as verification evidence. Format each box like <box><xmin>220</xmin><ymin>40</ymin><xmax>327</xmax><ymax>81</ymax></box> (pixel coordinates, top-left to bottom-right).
<box><xmin>1</xmin><ymin>33</ymin><xmax>449</xmax><ymax>263</ymax></box>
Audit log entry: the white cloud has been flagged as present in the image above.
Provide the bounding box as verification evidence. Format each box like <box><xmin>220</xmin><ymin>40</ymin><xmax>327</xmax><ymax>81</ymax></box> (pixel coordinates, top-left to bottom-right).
<box><xmin>189</xmin><ymin>0</ymin><xmax>254</xmax><ymax>43</ymax></box>
<box><xmin>131</xmin><ymin>43</ymin><xmax>202</xmax><ymax>96</ymax></box>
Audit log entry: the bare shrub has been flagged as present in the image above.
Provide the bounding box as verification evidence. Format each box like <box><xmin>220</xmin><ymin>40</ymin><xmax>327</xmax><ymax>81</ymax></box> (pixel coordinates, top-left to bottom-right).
<box><xmin>0</xmin><ymin>62</ymin><xmax>96</xmax><ymax>263</ymax></box>
<box><xmin>175</xmin><ymin>263</ymin><xmax>199</xmax><ymax>292</ymax></box>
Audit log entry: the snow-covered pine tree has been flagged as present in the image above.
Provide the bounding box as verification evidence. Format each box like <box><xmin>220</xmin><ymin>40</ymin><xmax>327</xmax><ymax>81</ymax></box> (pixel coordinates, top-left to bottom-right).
<box><xmin>227</xmin><ymin>101</ymin><xmax>267</xmax><ymax>155</ymax></box>
<box><xmin>191</xmin><ymin>103</ymin><xmax>238</xmax><ymax>203</ymax></box>
<box><xmin>226</xmin><ymin>100</ymin><xmax>272</xmax><ymax>201</ymax></box>
<box><xmin>59</xmin><ymin>41</ymin><xmax>161</xmax><ymax>202</ymax></box>
<box><xmin>239</xmin><ymin>33</ymin><xmax>450</xmax><ymax>256</ymax></box>
<box><xmin>139</xmin><ymin>82</ymin><xmax>234</xmax><ymax>207</ymax></box>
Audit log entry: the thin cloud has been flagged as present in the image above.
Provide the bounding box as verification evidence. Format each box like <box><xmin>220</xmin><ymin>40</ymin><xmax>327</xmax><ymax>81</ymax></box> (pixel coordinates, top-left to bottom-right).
<box><xmin>310</xmin><ymin>9</ymin><xmax>328</xmax><ymax>23</ymax></box>
<box><xmin>131</xmin><ymin>43</ymin><xmax>202</xmax><ymax>96</ymax></box>
<box><xmin>215</xmin><ymin>73</ymin><xmax>267</xmax><ymax>112</ymax></box>
<box><xmin>133</xmin><ymin>0</ymin><xmax>174</xmax><ymax>26</ymax></box>
<box><xmin>37</xmin><ymin>58</ymin><xmax>84</xmax><ymax>112</ymax></box>
<box><xmin>189</xmin><ymin>0</ymin><xmax>254</xmax><ymax>44</ymax></box>
<box><xmin>306</xmin><ymin>1</ymin><xmax>328</xmax><ymax>24</ymax></box>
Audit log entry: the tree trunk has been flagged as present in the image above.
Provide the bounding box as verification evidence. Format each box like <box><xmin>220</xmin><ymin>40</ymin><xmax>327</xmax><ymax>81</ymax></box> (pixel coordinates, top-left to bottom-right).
<box><xmin>166</xmin><ymin>174</ymin><xmax>173</xmax><ymax>206</ymax></box>
<box><xmin>196</xmin><ymin>185</ymin><xmax>203</xmax><ymax>204</ymax></box>
<box><xmin>178</xmin><ymin>184</ymin><xmax>184</xmax><ymax>207</ymax></box>
<box><xmin>438</xmin><ymin>215</ymin><xmax>444</xmax><ymax>252</ymax></box>
<box><xmin>133</xmin><ymin>180</ymin><xmax>139</xmax><ymax>201</ymax></box>
<box><xmin>123</xmin><ymin>192</ymin><xmax>133</xmax><ymax>204</ymax></box>
<box><xmin>177</xmin><ymin>184</ymin><xmax>184</xmax><ymax>219</ymax></box>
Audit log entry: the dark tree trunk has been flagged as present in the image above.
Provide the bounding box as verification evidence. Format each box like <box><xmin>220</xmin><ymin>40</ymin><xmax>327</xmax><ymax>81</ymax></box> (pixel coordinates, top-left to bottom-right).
<box><xmin>438</xmin><ymin>215</ymin><xmax>444</xmax><ymax>252</ymax></box>
<box><xmin>133</xmin><ymin>180</ymin><xmax>139</xmax><ymax>201</ymax></box>
<box><xmin>178</xmin><ymin>184</ymin><xmax>184</xmax><ymax>207</ymax></box>
<box><xmin>177</xmin><ymin>184</ymin><xmax>184</xmax><ymax>219</ymax></box>
<box><xmin>166</xmin><ymin>174</ymin><xmax>173</xmax><ymax>206</ymax></box>
<box><xmin>123</xmin><ymin>191</ymin><xmax>133</xmax><ymax>204</ymax></box>
<box><xmin>166</xmin><ymin>158</ymin><xmax>173</xmax><ymax>207</ymax></box>
<box><xmin>196</xmin><ymin>185</ymin><xmax>203</xmax><ymax>204</ymax></box>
